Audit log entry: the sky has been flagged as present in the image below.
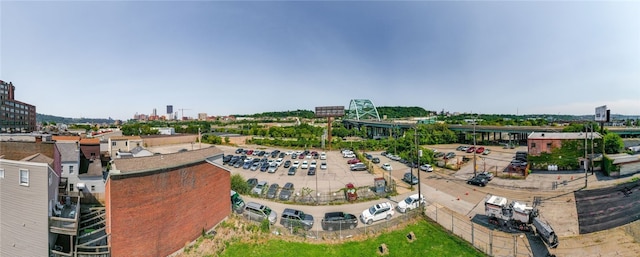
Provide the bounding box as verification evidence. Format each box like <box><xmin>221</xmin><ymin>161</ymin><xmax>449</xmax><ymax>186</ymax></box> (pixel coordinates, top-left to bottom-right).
<box><xmin>1</xmin><ymin>1</ymin><xmax>639</xmax><ymax>121</ymax></box>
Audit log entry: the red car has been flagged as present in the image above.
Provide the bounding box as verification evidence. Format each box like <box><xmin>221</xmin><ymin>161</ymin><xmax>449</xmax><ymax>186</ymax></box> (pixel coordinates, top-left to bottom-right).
<box><xmin>466</xmin><ymin>146</ymin><xmax>476</xmax><ymax>153</ymax></box>
<box><xmin>298</xmin><ymin>154</ymin><xmax>305</xmax><ymax>159</ymax></box>
<box><xmin>347</xmin><ymin>158</ymin><xmax>361</xmax><ymax>164</ymax></box>
<box><xmin>475</xmin><ymin>147</ymin><xmax>485</xmax><ymax>154</ymax></box>
<box><xmin>246</xmin><ymin>149</ymin><xmax>254</xmax><ymax>155</ymax></box>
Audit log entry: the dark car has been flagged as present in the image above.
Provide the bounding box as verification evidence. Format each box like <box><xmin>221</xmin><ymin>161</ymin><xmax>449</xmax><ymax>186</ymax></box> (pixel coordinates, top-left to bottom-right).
<box><xmin>476</xmin><ymin>171</ymin><xmax>494</xmax><ymax>181</ymax></box>
<box><xmin>279</xmin><ymin>152</ymin><xmax>286</xmax><ymax>158</ymax></box>
<box><xmin>223</xmin><ymin>154</ymin><xmax>233</xmax><ymax>164</ymax></box>
<box><xmin>365</xmin><ymin>153</ymin><xmax>373</xmax><ymax>160</ymax></box>
<box><xmin>247</xmin><ymin>178</ymin><xmax>258</xmax><ymax>190</ymax></box>
<box><xmin>260</xmin><ymin>162</ymin><xmax>269</xmax><ymax>172</ymax></box>
<box><xmin>444</xmin><ymin>152</ymin><xmax>456</xmax><ymax>159</ymax></box>
<box><xmin>242</xmin><ymin>160</ymin><xmax>253</xmax><ymax>169</ymax></box>
<box><xmin>321</xmin><ymin>212</ymin><xmax>358</xmax><ymax>231</ymax></box>
<box><xmin>434</xmin><ymin>152</ymin><xmax>445</xmax><ymax>158</ymax></box>
<box><xmin>371</xmin><ymin>157</ymin><xmax>380</xmax><ymax>164</ymax></box>
<box><xmin>283</xmin><ymin>160</ymin><xmax>292</xmax><ymax>168</ymax></box>
<box><xmin>288</xmin><ymin>167</ymin><xmax>297</xmax><ymax>176</ymax></box>
<box><xmin>402</xmin><ymin>172</ymin><xmax>419</xmax><ymax>185</ymax></box>
<box><xmin>280</xmin><ymin>208</ymin><xmax>314</xmax><ymax>230</ymax></box>
<box><xmin>266</xmin><ymin>183</ymin><xmax>279</xmax><ymax>199</ymax></box>
<box><xmin>467</xmin><ymin>177</ymin><xmax>487</xmax><ymax>187</ymax></box>
<box><xmin>307</xmin><ymin>167</ymin><xmax>316</xmax><ymax>176</ymax></box>
<box><xmin>279</xmin><ymin>182</ymin><xmax>294</xmax><ymax>201</ymax></box>
<box><xmin>235</xmin><ymin>148</ymin><xmax>244</xmax><ymax>154</ymax></box>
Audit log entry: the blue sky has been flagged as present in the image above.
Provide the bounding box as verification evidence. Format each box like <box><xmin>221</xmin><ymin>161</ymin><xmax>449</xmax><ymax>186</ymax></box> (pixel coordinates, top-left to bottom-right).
<box><xmin>1</xmin><ymin>1</ymin><xmax>639</xmax><ymax>120</ymax></box>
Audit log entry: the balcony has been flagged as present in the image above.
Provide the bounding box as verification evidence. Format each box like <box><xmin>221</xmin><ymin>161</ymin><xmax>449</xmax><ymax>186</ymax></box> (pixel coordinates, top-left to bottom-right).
<box><xmin>50</xmin><ymin>195</ymin><xmax>81</xmax><ymax>235</ymax></box>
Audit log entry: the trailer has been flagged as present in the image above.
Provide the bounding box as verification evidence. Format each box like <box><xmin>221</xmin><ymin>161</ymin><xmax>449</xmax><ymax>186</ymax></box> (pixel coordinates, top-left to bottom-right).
<box><xmin>485</xmin><ymin>195</ymin><xmax>536</xmax><ymax>232</ymax></box>
<box><xmin>533</xmin><ymin>217</ymin><xmax>559</xmax><ymax>248</ymax></box>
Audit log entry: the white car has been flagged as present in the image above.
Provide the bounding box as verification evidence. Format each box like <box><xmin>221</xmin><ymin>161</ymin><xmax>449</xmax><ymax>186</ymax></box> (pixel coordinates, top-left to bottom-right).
<box><xmin>360</xmin><ymin>202</ymin><xmax>395</xmax><ymax>225</ymax></box>
<box><xmin>343</xmin><ymin>153</ymin><xmax>356</xmax><ymax>158</ymax></box>
<box><xmin>397</xmin><ymin>194</ymin><xmax>425</xmax><ymax>213</ymax></box>
<box><xmin>252</xmin><ymin>181</ymin><xmax>268</xmax><ymax>195</ymax></box>
<box><xmin>320</xmin><ymin>152</ymin><xmax>327</xmax><ymax>160</ymax></box>
<box><xmin>286</xmin><ymin>150</ymin><xmax>294</xmax><ymax>155</ymax></box>
<box><xmin>275</xmin><ymin>158</ymin><xmax>284</xmax><ymax>167</ymax></box>
<box><xmin>301</xmin><ymin>161</ymin><xmax>309</xmax><ymax>169</ymax></box>
<box><xmin>310</xmin><ymin>161</ymin><xmax>317</xmax><ymax>169</ymax></box>
<box><xmin>419</xmin><ymin>164</ymin><xmax>434</xmax><ymax>172</ymax></box>
<box><xmin>320</xmin><ymin>162</ymin><xmax>327</xmax><ymax>170</ymax></box>
<box><xmin>381</xmin><ymin>163</ymin><xmax>393</xmax><ymax>171</ymax></box>
<box><xmin>292</xmin><ymin>161</ymin><xmax>300</xmax><ymax>168</ymax></box>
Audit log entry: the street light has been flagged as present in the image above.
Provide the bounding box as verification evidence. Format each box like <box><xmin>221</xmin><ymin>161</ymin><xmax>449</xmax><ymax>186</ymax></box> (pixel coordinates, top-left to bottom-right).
<box><xmin>473</xmin><ymin>115</ymin><xmax>477</xmax><ymax>177</ymax></box>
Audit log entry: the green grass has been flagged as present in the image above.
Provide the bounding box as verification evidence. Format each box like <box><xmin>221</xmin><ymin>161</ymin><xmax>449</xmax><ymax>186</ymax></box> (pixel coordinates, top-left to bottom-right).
<box><xmin>221</xmin><ymin>220</ymin><xmax>486</xmax><ymax>257</ymax></box>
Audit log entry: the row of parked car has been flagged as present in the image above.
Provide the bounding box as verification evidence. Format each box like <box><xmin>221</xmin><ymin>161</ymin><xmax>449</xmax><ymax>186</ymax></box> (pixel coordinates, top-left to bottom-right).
<box><xmin>456</xmin><ymin>145</ymin><xmax>491</xmax><ymax>155</ymax></box>
<box><xmin>236</xmin><ymin>192</ymin><xmax>426</xmax><ymax>231</ymax></box>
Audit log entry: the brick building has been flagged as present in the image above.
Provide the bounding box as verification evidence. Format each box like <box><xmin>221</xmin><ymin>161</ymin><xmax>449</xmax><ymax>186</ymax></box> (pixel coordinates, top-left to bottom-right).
<box><xmin>106</xmin><ymin>146</ymin><xmax>229</xmax><ymax>257</ymax></box>
<box><xmin>527</xmin><ymin>132</ymin><xmax>602</xmax><ymax>156</ymax></box>
<box><xmin>0</xmin><ymin>80</ymin><xmax>37</xmax><ymax>133</ymax></box>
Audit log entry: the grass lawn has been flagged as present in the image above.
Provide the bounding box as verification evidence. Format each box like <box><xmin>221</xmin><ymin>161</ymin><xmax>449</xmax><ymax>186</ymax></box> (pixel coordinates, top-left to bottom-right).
<box><xmin>221</xmin><ymin>219</ymin><xmax>486</xmax><ymax>257</ymax></box>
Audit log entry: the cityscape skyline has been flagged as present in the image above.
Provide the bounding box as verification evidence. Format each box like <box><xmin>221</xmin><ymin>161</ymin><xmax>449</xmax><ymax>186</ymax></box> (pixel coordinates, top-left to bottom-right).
<box><xmin>1</xmin><ymin>1</ymin><xmax>639</xmax><ymax>120</ymax></box>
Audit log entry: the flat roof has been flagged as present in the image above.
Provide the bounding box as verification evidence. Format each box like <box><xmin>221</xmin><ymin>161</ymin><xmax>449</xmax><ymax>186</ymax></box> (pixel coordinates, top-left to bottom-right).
<box><xmin>528</xmin><ymin>132</ymin><xmax>602</xmax><ymax>140</ymax></box>
<box><xmin>112</xmin><ymin>146</ymin><xmax>222</xmax><ymax>173</ymax></box>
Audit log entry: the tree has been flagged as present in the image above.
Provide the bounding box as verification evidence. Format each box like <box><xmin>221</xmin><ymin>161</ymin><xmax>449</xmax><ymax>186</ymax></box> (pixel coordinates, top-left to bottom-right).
<box><xmin>603</xmin><ymin>133</ymin><xmax>624</xmax><ymax>154</ymax></box>
<box><xmin>230</xmin><ymin>174</ymin><xmax>250</xmax><ymax>194</ymax></box>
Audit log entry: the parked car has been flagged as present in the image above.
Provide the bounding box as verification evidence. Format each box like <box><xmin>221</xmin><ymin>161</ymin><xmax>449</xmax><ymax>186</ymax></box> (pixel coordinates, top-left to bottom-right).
<box><xmin>267</xmin><ymin>163</ymin><xmax>278</xmax><ymax>173</ymax></box>
<box><xmin>350</xmin><ymin>163</ymin><xmax>367</xmax><ymax>171</ymax></box>
<box><xmin>458</xmin><ymin>146</ymin><xmax>469</xmax><ymax>151</ymax></box>
<box><xmin>287</xmin><ymin>167</ymin><xmax>297</xmax><ymax>176</ymax></box>
<box><xmin>310</xmin><ymin>160</ymin><xmax>317</xmax><ymax>169</ymax></box>
<box><xmin>280</xmin><ymin>208</ymin><xmax>314</xmax><ymax>230</ymax></box>
<box><xmin>371</xmin><ymin>157</ymin><xmax>380</xmax><ymax>164</ymax></box>
<box><xmin>343</xmin><ymin>153</ymin><xmax>356</xmax><ymax>158</ymax></box>
<box><xmin>444</xmin><ymin>152</ymin><xmax>456</xmax><ymax>159</ymax></box>
<box><xmin>320</xmin><ymin>162</ymin><xmax>327</xmax><ymax>170</ymax></box>
<box><xmin>347</xmin><ymin>158</ymin><xmax>361</xmax><ymax>164</ymax></box>
<box><xmin>301</xmin><ymin>160</ymin><xmax>309</xmax><ymax>169</ymax></box>
<box><xmin>381</xmin><ymin>163</ymin><xmax>393</xmax><ymax>171</ymax></box>
<box><xmin>292</xmin><ymin>160</ymin><xmax>300</xmax><ymax>168</ymax></box>
<box><xmin>283</xmin><ymin>160</ymin><xmax>292</xmax><ymax>168</ymax></box>
<box><xmin>365</xmin><ymin>153</ymin><xmax>373</xmax><ymax>160</ymax></box>
<box><xmin>419</xmin><ymin>164</ymin><xmax>434</xmax><ymax>172</ymax></box>
<box><xmin>242</xmin><ymin>160</ymin><xmax>253</xmax><ymax>169</ymax></box>
<box><xmin>467</xmin><ymin>176</ymin><xmax>487</xmax><ymax>187</ymax></box>
<box><xmin>223</xmin><ymin>154</ymin><xmax>233</xmax><ymax>164</ymax></box>
<box><xmin>320</xmin><ymin>152</ymin><xmax>327</xmax><ymax>160</ymax></box>
<box><xmin>482</xmin><ymin>149</ymin><xmax>491</xmax><ymax>155</ymax></box>
<box><xmin>477</xmin><ymin>171</ymin><xmax>494</xmax><ymax>181</ymax></box>
<box><xmin>279</xmin><ymin>182</ymin><xmax>294</xmax><ymax>201</ymax></box>
<box><xmin>252</xmin><ymin>181</ymin><xmax>268</xmax><ymax>195</ymax></box>
<box><xmin>243</xmin><ymin>202</ymin><xmax>277</xmax><ymax>225</ymax></box>
<box><xmin>246</xmin><ymin>178</ymin><xmax>258</xmax><ymax>190</ymax></box>
<box><xmin>321</xmin><ymin>212</ymin><xmax>358</xmax><ymax>231</ymax></box>
<box><xmin>402</xmin><ymin>172</ymin><xmax>419</xmax><ymax>185</ymax></box>
<box><xmin>434</xmin><ymin>152</ymin><xmax>445</xmax><ymax>158</ymax></box>
<box><xmin>360</xmin><ymin>202</ymin><xmax>395</xmax><ymax>225</ymax></box>
<box><xmin>475</xmin><ymin>147</ymin><xmax>485</xmax><ymax>154</ymax></box>
<box><xmin>307</xmin><ymin>167</ymin><xmax>316</xmax><ymax>176</ymax></box>
<box><xmin>260</xmin><ymin>162</ymin><xmax>269</xmax><ymax>172</ymax></box>
<box><xmin>466</xmin><ymin>146</ymin><xmax>476</xmax><ymax>153</ymax></box>
<box><xmin>266</xmin><ymin>183</ymin><xmax>279</xmax><ymax>199</ymax></box>
<box><xmin>250</xmin><ymin>162</ymin><xmax>261</xmax><ymax>171</ymax></box>
<box><xmin>235</xmin><ymin>148</ymin><xmax>244</xmax><ymax>154</ymax></box>
<box><xmin>397</xmin><ymin>194</ymin><xmax>425</xmax><ymax>213</ymax></box>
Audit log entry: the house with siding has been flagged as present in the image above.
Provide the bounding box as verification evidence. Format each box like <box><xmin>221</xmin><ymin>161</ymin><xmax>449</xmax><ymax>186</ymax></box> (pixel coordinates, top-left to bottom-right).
<box><xmin>108</xmin><ymin>136</ymin><xmax>143</xmax><ymax>158</ymax></box>
<box><xmin>0</xmin><ymin>153</ymin><xmax>80</xmax><ymax>257</ymax></box>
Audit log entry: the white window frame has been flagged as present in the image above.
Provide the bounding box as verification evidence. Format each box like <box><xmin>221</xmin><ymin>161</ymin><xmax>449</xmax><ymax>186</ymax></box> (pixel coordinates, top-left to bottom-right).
<box><xmin>19</xmin><ymin>169</ymin><xmax>29</xmax><ymax>186</ymax></box>
<box><xmin>69</xmin><ymin>165</ymin><xmax>74</xmax><ymax>174</ymax></box>
<box><xmin>0</xmin><ymin>168</ymin><xmax>4</xmax><ymax>179</ymax></box>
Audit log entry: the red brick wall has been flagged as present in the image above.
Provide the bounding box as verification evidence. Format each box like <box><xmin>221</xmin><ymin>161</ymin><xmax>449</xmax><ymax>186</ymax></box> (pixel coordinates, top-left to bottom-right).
<box><xmin>142</xmin><ymin>135</ymin><xmax>198</xmax><ymax>147</ymax></box>
<box><xmin>106</xmin><ymin>162</ymin><xmax>230</xmax><ymax>257</ymax></box>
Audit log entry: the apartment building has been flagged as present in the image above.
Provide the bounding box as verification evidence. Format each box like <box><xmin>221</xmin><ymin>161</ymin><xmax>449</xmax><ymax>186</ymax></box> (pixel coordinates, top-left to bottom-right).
<box><xmin>0</xmin><ymin>80</ymin><xmax>37</xmax><ymax>133</ymax></box>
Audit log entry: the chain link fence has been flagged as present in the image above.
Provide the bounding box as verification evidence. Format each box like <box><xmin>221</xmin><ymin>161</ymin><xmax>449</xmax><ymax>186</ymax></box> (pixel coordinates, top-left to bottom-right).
<box><xmin>424</xmin><ymin>202</ymin><xmax>532</xmax><ymax>257</ymax></box>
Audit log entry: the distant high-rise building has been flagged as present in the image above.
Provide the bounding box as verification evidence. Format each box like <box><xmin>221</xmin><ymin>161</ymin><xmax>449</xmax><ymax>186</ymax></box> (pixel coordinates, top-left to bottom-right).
<box><xmin>166</xmin><ymin>105</ymin><xmax>173</xmax><ymax>116</ymax></box>
<box><xmin>152</xmin><ymin>108</ymin><xmax>157</xmax><ymax>117</ymax></box>
<box><xmin>0</xmin><ymin>80</ymin><xmax>36</xmax><ymax>133</ymax></box>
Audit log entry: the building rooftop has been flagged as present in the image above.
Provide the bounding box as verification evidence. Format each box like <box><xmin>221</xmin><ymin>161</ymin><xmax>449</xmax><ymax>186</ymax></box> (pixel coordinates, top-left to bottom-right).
<box><xmin>20</xmin><ymin>153</ymin><xmax>54</xmax><ymax>166</ymax></box>
<box><xmin>53</xmin><ymin>135</ymin><xmax>81</xmax><ymax>142</ymax></box>
<box><xmin>80</xmin><ymin>138</ymin><xmax>100</xmax><ymax>145</ymax></box>
<box><xmin>56</xmin><ymin>142</ymin><xmax>80</xmax><ymax>163</ymax></box>
<box><xmin>112</xmin><ymin>146</ymin><xmax>222</xmax><ymax>173</ymax></box>
<box><xmin>528</xmin><ymin>132</ymin><xmax>602</xmax><ymax>140</ymax></box>
<box><xmin>608</xmin><ymin>153</ymin><xmax>640</xmax><ymax>165</ymax></box>
<box><xmin>110</xmin><ymin>136</ymin><xmax>142</xmax><ymax>141</ymax></box>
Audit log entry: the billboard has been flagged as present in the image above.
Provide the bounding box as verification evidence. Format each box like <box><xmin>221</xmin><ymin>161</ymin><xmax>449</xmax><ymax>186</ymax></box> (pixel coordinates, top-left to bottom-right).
<box><xmin>595</xmin><ymin>105</ymin><xmax>607</xmax><ymax>122</ymax></box>
<box><xmin>315</xmin><ymin>106</ymin><xmax>345</xmax><ymax>117</ymax></box>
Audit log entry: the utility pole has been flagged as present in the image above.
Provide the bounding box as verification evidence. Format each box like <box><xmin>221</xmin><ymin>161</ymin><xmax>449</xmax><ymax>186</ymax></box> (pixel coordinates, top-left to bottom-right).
<box><xmin>415</xmin><ymin>126</ymin><xmax>422</xmax><ymax>209</ymax></box>
<box><xmin>584</xmin><ymin>125</ymin><xmax>588</xmax><ymax>188</ymax></box>
<box><xmin>473</xmin><ymin>115</ymin><xmax>477</xmax><ymax>177</ymax></box>
<box><xmin>591</xmin><ymin>123</ymin><xmax>595</xmax><ymax>175</ymax></box>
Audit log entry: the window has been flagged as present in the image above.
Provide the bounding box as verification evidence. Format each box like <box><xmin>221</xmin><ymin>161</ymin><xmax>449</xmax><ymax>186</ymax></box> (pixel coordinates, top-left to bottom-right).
<box><xmin>91</xmin><ymin>185</ymin><xmax>95</xmax><ymax>191</ymax></box>
<box><xmin>546</xmin><ymin>143</ymin><xmax>552</xmax><ymax>149</ymax></box>
<box><xmin>19</xmin><ymin>169</ymin><xmax>29</xmax><ymax>186</ymax></box>
<box><xmin>69</xmin><ymin>183</ymin><xmax>74</xmax><ymax>192</ymax></box>
<box><xmin>0</xmin><ymin>168</ymin><xmax>4</xmax><ymax>179</ymax></box>
<box><xmin>69</xmin><ymin>165</ymin><xmax>74</xmax><ymax>174</ymax></box>
<box><xmin>531</xmin><ymin>143</ymin><xmax>536</xmax><ymax>148</ymax></box>
<box><xmin>112</xmin><ymin>142</ymin><xmax>116</xmax><ymax>146</ymax></box>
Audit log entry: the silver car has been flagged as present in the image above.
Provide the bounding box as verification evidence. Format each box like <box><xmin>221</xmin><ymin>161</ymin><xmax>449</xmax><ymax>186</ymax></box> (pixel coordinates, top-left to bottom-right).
<box><xmin>243</xmin><ymin>202</ymin><xmax>277</xmax><ymax>225</ymax></box>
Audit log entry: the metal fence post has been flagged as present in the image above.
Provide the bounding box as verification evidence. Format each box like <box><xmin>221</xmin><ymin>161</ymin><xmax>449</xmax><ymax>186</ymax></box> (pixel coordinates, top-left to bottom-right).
<box><xmin>451</xmin><ymin>212</ymin><xmax>454</xmax><ymax>232</ymax></box>
<box><xmin>471</xmin><ymin>222</ymin><xmax>474</xmax><ymax>247</ymax></box>
<box><xmin>489</xmin><ymin>229</ymin><xmax>493</xmax><ymax>256</ymax></box>
<box><xmin>435</xmin><ymin>205</ymin><xmax>438</xmax><ymax>222</ymax></box>
<box><xmin>513</xmin><ymin>234</ymin><xmax>517</xmax><ymax>256</ymax></box>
